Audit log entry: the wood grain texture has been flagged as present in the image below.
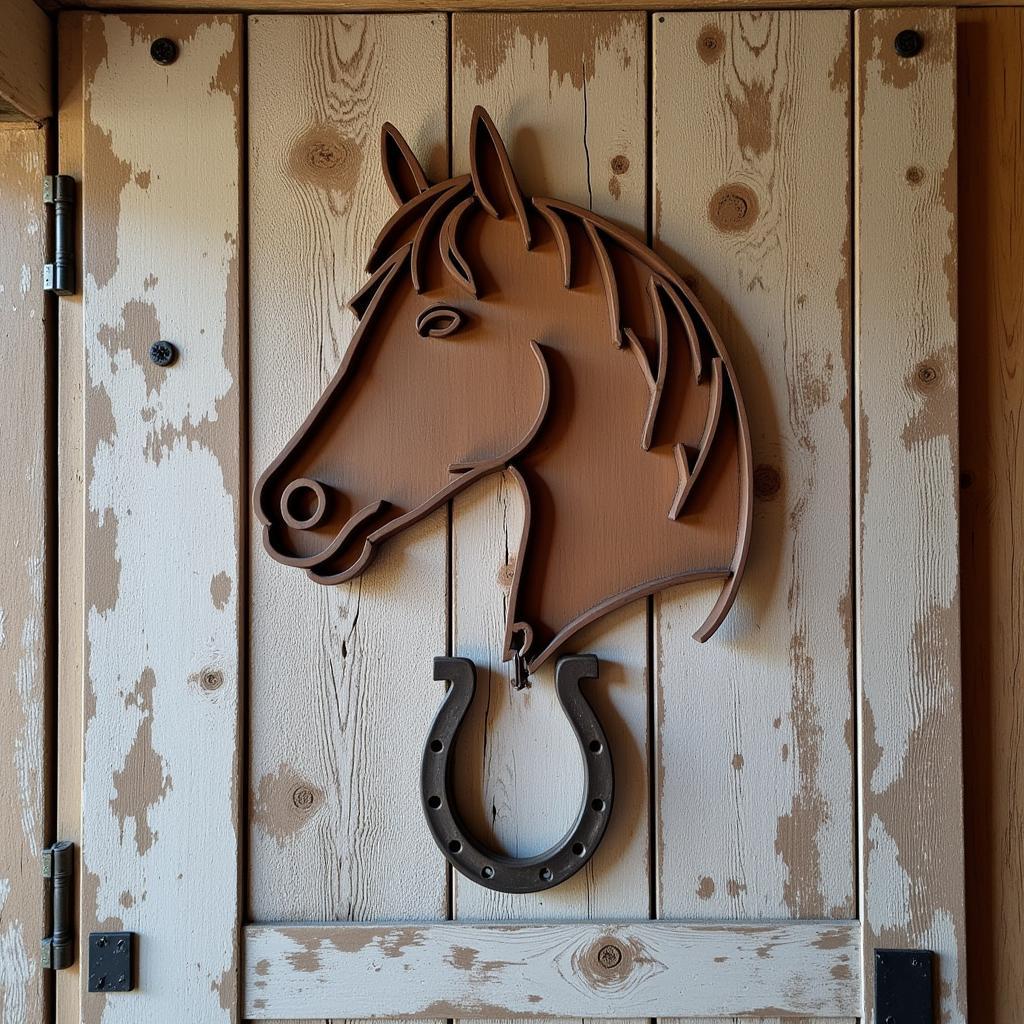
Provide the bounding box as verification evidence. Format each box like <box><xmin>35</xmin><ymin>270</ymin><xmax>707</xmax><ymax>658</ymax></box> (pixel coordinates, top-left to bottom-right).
<box><xmin>0</xmin><ymin>0</ymin><xmax>51</xmax><ymax>122</ymax></box>
<box><xmin>652</xmin><ymin>9</ymin><xmax>855</xmax><ymax>1011</ymax></box>
<box><xmin>449</xmin><ymin>14</ymin><xmax>651</xmax><ymax>988</ymax></box>
<box><xmin>244</xmin><ymin>919</ymin><xmax>861</xmax><ymax>1020</ymax></box>
<box><xmin>55</xmin><ymin>14</ymin><xmax>85</xmax><ymax>1024</ymax></box>
<box><xmin>44</xmin><ymin>0</ymin><xmax>1024</xmax><ymax>13</ymax></box>
<box><xmin>246</xmin><ymin>14</ymin><xmax>449</xmax><ymax>1024</ymax></box>
<box><xmin>79</xmin><ymin>14</ymin><xmax>242</xmax><ymax>1021</ymax></box>
<box><xmin>0</xmin><ymin>123</ymin><xmax>51</xmax><ymax>1024</ymax></box>
<box><xmin>855</xmin><ymin>9</ymin><xmax>965</xmax><ymax>1024</ymax></box>
<box><xmin>956</xmin><ymin>9</ymin><xmax>1023</xmax><ymax>1024</ymax></box>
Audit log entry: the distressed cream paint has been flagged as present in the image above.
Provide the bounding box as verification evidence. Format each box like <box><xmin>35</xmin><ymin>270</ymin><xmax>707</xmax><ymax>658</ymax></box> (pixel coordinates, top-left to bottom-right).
<box><xmin>0</xmin><ymin>124</ymin><xmax>48</xmax><ymax>1024</ymax></box>
<box><xmin>653</xmin><ymin>5</ymin><xmax>855</xmax><ymax>934</ymax></box>
<box><xmin>80</xmin><ymin>15</ymin><xmax>240</xmax><ymax>1022</ymax></box>
<box><xmin>243</xmin><ymin>919</ymin><xmax>861</xmax><ymax>1019</ymax></box>
<box><xmin>855</xmin><ymin>9</ymin><xmax>965</xmax><ymax>1024</ymax></box>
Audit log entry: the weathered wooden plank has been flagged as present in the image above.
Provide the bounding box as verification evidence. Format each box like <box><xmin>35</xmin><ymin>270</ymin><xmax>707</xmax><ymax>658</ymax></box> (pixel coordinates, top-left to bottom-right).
<box><xmin>0</xmin><ymin>0</ymin><xmax>51</xmax><ymax>122</ymax></box>
<box><xmin>0</xmin><ymin>123</ymin><xmax>50</xmax><ymax>1024</ymax></box>
<box><xmin>79</xmin><ymin>14</ymin><xmax>242</xmax><ymax>1021</ymax></box>
<box><xmin>957</xmin><ymin>11</ymin><xmax>1024</xmax><ymax>1023</ymax></box>
<box><xmin>244</xmin><ymin>919</ymin><xmax>861</xmax><ymax>1020</ymax></box>
<box><xmin>47</xmin><ymin>0</ymin><xmax>1024</xmax><ymax>14</ymax></box>
<box><xmin>55</xmin><ymin>14</ymin><xmax>85</xmax><ymax>1024</ymax></box>
<box><xmin>448</xmin><ymin>9</ymin><xmax>651</xmax><ymax>973</ymax></box>
<box><xmin>652</xmin><ymin>8</ymin><xmax>855</xmax><ymax>919</ymax></box>
<box><xmin>653</xmin><ymin>13</ymin><xmax>855</xmax><ymax>1024</ymax></box>
<box><xmin>854</xmin><ymin>9</ymin><xmax>965</xmax><ymax>1024</ymax></box>
<box><xmin>246</xmin><ymin>14</ymin><xmax>449</xmax><ymax>1024</ymax></box>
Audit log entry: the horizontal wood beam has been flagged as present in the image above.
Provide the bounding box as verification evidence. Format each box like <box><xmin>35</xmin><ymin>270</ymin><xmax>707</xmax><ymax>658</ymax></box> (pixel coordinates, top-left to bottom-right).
<box><xmin>42</xmin><ymin>0</ymin><xmax>1024</xmax><ymax>11</ymax></box>
<box><xmin>0</xmin><ymin>0</ymin><xmax>52</xmax><ymax>122</ymax></box>
<box><xmin>244</xmin><ymin>919</ymin><xmax>861</xmax><ymax>1019</ymax></box>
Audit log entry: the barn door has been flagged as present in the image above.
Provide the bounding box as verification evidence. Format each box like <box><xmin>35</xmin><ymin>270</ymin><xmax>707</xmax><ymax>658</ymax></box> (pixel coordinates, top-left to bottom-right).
<box><xmin>63</xmin><ymin>8</ymin><xmax>965</xmax><ymax>1023</ymax></box>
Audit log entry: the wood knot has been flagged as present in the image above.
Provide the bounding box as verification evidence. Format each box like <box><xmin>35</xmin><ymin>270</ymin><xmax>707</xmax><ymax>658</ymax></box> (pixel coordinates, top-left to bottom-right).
<box><xmin>496</xmin><ymin>562</ymin><xmax>516</xmax><ymax>590</ymax></box>
<box><xmin>697</xmin><ymin>25</ymin><xmax>725</xmax><ymax>64</ymax></box>
<box><xmin>912</xmin><ymin>361</ymin><xmax>940</xmax><ymax>391</ymax></box>
<box><xmin>290</xmin><ymin>125</ymin><xmax>362</xmax><ymax>192</ymax></box>
<box><xmin>709</xmin><ymin>183</ymin><xmax>758</xmax><ymax>232</ymax></box>
<box><xmin>306</xmin><ymin>141</ymin><xmax>342</xmax><ymax>169</ymax></box>
<box><xmin>597</xmin><ymin>943</ymin><xmax>622</xmax><ymax>969</ymax></box>
<box><xmin>753</xmin><ymin>464</ymin><xmax>781</xmax><ymax>500</ymax></box>
<box><xmin>200</xmin><ymin>669</ymin><xmax>223</xmax><ymax>692</ymax></box>
<box><xmin>905</xmin><ymin>165</ymin><xmax>924</xmax><ymax>185</ymax></box>
<box><xmin>610</xmin><ymin>155</ymin><xmax>630</xmax><ymax>175</ymax></box>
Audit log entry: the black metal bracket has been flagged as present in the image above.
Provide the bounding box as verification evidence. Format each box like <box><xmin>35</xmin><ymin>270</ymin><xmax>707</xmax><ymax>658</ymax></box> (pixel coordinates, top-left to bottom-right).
<box><xmin>875</xmin><ymin>948</ymin><xmax>935</xmax><ymax>1024</ymax></box>
<box><xmin>88</xmin><ymin>931</ymin><xmax>135</xmax><ymax>993</ymax></box>
<box><xmin>422</xmin><ymin>654</ymin><xmax>613</xmax><ymax>894</ymax></box>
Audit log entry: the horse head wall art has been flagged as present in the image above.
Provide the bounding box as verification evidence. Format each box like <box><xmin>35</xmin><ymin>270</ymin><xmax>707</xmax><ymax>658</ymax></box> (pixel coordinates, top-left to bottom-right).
<box><xmin>254</xmin><ymin>107</ymin><xmax>753</xmax><ymax>894</ymax></box>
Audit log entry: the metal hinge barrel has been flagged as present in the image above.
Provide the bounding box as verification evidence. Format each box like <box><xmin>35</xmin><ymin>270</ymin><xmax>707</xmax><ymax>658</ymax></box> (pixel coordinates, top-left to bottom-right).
<box><xmin>43</xmin><ymin>175</ymin><xmax>75</xmax><ymax>296</ymax></box>
<box><xmin>41</xmin><ymin>840</ymin><xmax>74</xmax><ymax>970</ymax></box>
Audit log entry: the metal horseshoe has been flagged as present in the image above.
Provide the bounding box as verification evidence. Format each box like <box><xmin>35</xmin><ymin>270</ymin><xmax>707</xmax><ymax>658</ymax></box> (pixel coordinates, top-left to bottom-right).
<box><xmin>421</xmin><ymin>654</ymin><xmax>614</xmax><ymax>894</ymax></box>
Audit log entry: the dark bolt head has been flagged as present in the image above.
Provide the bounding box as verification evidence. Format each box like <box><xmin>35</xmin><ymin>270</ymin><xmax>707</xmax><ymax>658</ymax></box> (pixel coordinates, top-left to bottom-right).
<box><xmin>149</xmin><ymin>340</ymin><xmax>177</xmax><ymax>367</ymax></box>
<box><xmin>150</xmin><ymin>38</ymin><xmax>178</xmax><ymax>66</ymax></box>
<box><xmin>894</xmin><ymin>29</ymin><xmax>923</xmax><ymax>58</ymax></box>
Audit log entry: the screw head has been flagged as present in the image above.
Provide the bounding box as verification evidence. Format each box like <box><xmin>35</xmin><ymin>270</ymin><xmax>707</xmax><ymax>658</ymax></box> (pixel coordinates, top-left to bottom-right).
<box><xmin>149</xmin><ymin>340</ymin><xmax>177</xmax><ymax>367</ymax></box>
<box><xmin>150</xmin><ymin>37</ymin><xmax>178</xmax><ymax>65</ymax></box>
<box><xmin>894</xmin><ymin>29</ymin><xmax>923</xmax><ymax>58</ymax></box>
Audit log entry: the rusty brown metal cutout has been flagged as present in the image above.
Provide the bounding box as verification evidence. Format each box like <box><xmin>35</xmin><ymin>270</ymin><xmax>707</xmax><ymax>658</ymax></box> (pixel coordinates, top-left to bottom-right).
<box><xmin>254</xmin><ymin>106</ymin><xmax>753</xmax><ymax>892</ymax></box>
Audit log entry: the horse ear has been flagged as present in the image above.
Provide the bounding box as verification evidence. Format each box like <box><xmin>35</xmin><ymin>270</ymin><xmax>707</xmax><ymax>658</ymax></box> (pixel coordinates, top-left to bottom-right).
<box><xmin>469</xmin><ymin>106</ymin><xmax>532</xmax><ymax>248</ymax></box>
<box><xmin>381</xmin><ymin>122</ymin><xmax>430</xmax><ymax>206</ymax></box>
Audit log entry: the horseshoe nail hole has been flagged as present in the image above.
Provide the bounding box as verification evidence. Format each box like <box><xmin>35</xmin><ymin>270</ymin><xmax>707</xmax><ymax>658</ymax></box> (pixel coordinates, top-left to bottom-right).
<box><xmin>481</xmin><ymin>865</ymin><xmax>495</xmax><ymax>879</ymax></box>
<box><xmin>588</xmin><ymin>739</ymin><xmax>603</xmax><ymax>754</ymax></box>
<box><xmin>430</xmin><ymin>739</ymin><xmax>444</xmax><ymax>753</ymax></box>
<box><xmin>572</xmin><ymin>842</ymin><xmax>586</xmax><ymax>856</ymax></box>
<box><xmin>539</xmin><ymin>867</ymin><xmax>554</xmax><ymax>883</ymax></box>
<box><xmin>448</xmin><ymin>839</ymin><xmax>462</xmax><ymax>854</ymax></box>
<box><xmin>427</xmin><ymin>795</ymin><xmax>442</xmax><ymax>810</ymax></box>
<box><xmin>281</xmin><ymin>478</ymin><xmax>327</xmax><ymax>530</ymax></box>
<box><xmin>592</xmin><ymin>798</ymin><xmax>606</xmax><ymax>813</ymax></box>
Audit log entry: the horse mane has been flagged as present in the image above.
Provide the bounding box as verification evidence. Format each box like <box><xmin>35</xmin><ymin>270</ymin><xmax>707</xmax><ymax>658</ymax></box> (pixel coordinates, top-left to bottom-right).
<box><xmin>351</xmin><ymin>174</ymin><xmax>734</xmax><ymax>522</ymax></box>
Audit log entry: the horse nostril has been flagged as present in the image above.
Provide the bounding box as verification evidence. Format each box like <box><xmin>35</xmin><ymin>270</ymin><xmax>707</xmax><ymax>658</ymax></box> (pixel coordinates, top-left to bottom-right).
<box><xmin>281</xmin><ymin>477</ymin><xmax>328</xmax><ymax>530</ymax></box>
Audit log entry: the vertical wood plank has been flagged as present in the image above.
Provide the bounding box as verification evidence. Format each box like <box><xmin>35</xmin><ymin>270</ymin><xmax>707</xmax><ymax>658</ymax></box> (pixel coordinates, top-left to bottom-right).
<box><xmin>957</xmin><ymin>11</ymin><xmax>1024</xmax><ymax>1023</ymax></box>
<box><xmin>449</xmin><ymin>12</ymin><xmax>650</xmax><ymax>1022</ymax></box>
<box><xmin>247</xmin><ymin>14</ymin><xmax>449</xmax><ymax>1024</ymax></box>
<box><xmin>0</xmin><ymin>123</ymin><xmax>51</xmax><ymax>1024</ymax></box>
<box><xmin>855</xmin><ymin>9</ymin><xmax>965</xmax><ymax>1024</ymax></box>
<box><xmin>653</xmin><ymin>11</ymin><xmax>855</xmax><ymax>1024</ymax></box>
<box><xmin>79</xmin><ymin>14</ymin><xmax>242</xmax><ymax>1021</ymax></box>
<box><xmin>56</xmin><ymin>15</ymin><xmax>85</xmax><ymax>1024</ymax></box>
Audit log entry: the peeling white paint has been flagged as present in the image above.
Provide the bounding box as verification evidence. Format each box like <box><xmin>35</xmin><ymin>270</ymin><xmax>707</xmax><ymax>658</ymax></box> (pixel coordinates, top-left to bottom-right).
<box><xmin>0</xmin><ymin>878</ymin><xmax>33</xmax><ymax>1024</ymax></box>
<box><xmin>865</xmin><ymin>814</ymin><xmax>911</xmax><ymax>933</ymax></box>
<box><xmin>82</xmin><ymin>16</ymin><xmax>239</xmax><ymax>1022</ymax></box>
<box><xmin>653</xmin><ymin>11</ymin><xmax>856</xmax><ymax>924</ymax></box>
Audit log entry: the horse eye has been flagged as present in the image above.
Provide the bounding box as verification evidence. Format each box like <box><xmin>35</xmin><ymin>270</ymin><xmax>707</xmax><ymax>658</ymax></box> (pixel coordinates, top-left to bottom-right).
<box><xmin>415</xmin><ymin>305</ymin><xmax>464</xmax><ymax>339</ymax></box>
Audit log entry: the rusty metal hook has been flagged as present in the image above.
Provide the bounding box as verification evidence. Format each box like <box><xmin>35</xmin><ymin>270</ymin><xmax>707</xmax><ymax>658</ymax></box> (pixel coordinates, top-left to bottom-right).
<box><xmin>422</xmin><ymin>654</ymin><xmax>614</xmax><ymax>893</ymax></box>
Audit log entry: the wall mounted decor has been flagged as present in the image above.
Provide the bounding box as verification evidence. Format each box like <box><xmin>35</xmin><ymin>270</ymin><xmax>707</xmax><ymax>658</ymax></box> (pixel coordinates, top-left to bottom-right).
<box><xmin>254</xmin><ymin>106</ymin><xmax>753</xmax><ymax>893</ymax></box>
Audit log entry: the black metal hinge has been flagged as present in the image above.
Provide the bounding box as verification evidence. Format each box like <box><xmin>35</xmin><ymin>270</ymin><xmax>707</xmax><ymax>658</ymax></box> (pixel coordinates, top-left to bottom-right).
<box><xmin>43</xmin><ymin>174</ymin><xmax>75</xmax><ymax>296</ymax></box>
<box><xmin>41</xmin><ymin>840</ymin><xmax>74</xmax><ymax>970</ymax></box>
<box><xmin>875</xmin><ymin>948</ymin><xmax>935</xmax><ymax>1024</ymax></box>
